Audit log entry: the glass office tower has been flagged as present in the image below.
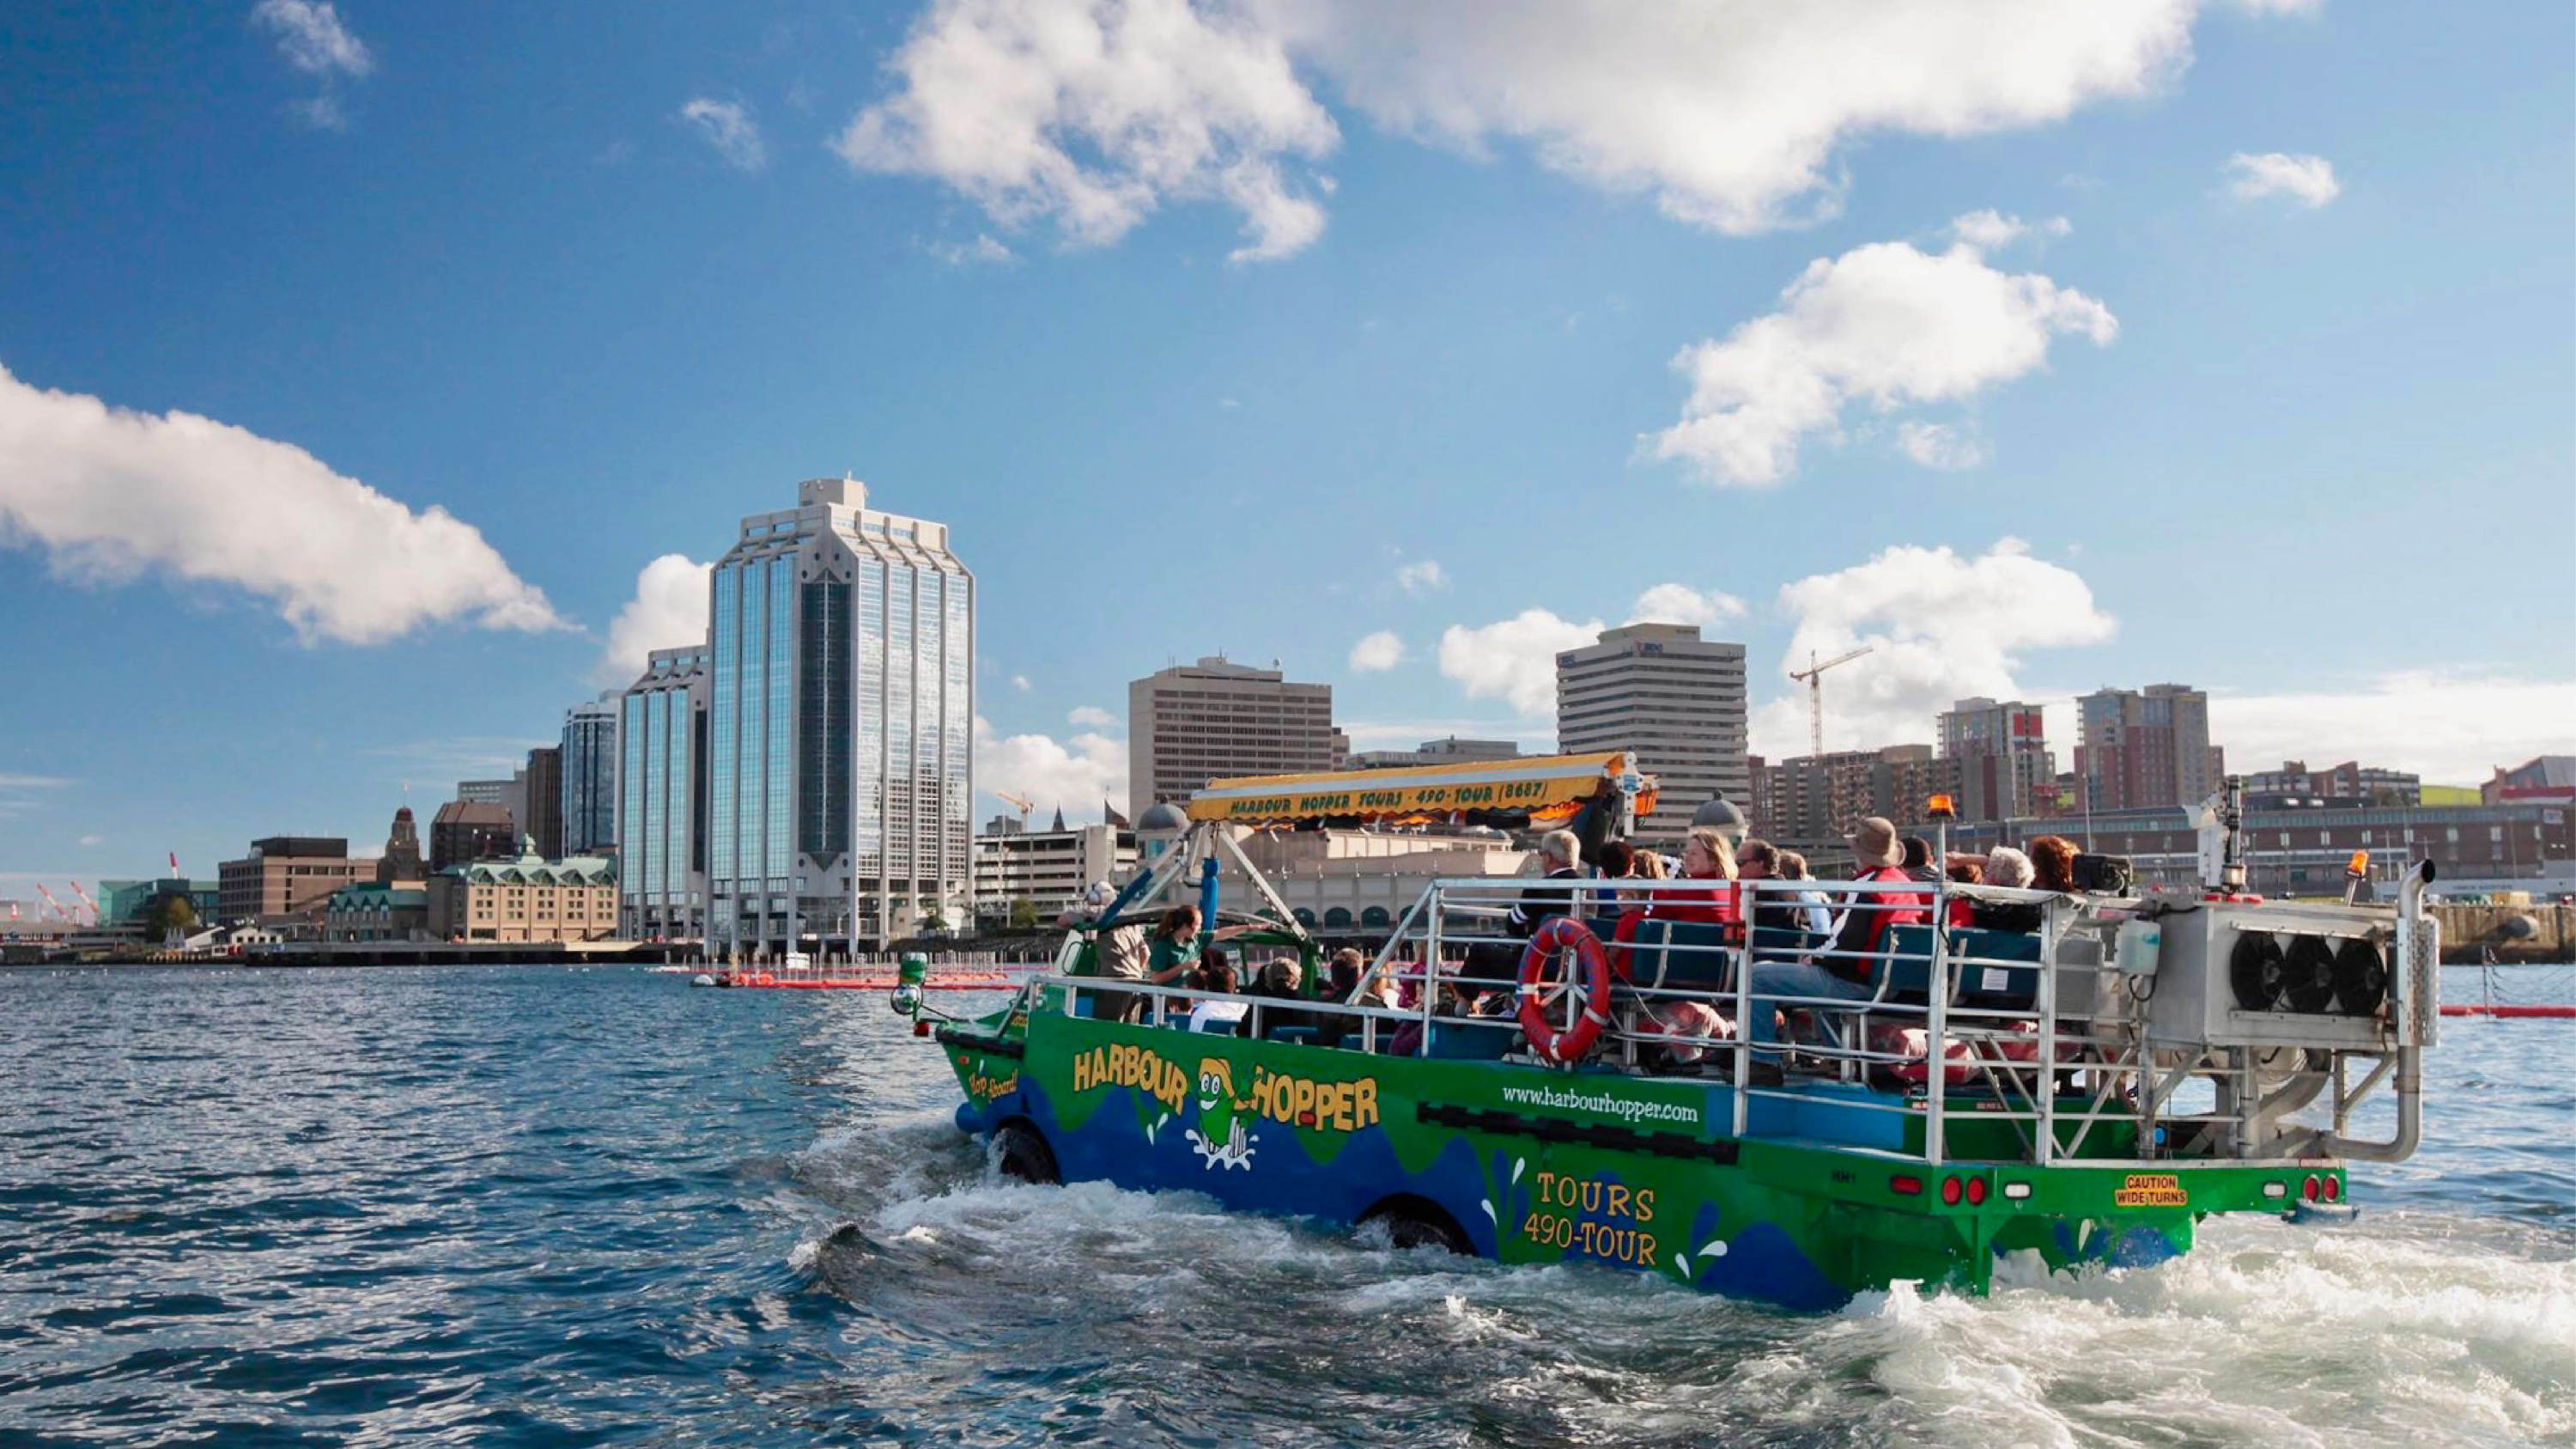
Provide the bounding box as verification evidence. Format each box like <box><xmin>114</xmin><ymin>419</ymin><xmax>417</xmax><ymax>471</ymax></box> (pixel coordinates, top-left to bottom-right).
<box><xmin>619</xmin><ymin>646</ymin><xmax>707</xmax><ymax>941</ymax></box>
<box><xmin>701</xmin><ymin>478</ymin><xmax>973</xmax><ymax>955</ymax></box>
<box><xmin>560</xmin><ymin>698</ymin><xmax>621</xmax><ymax>854</ymax></box>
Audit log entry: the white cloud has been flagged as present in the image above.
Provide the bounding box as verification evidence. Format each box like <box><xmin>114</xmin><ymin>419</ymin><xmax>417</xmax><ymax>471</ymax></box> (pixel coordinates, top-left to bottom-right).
<box><xmin>928</xmin><ymin>234</ymin><xmax>1016</xmax><ymax>265</ymax></box>
<box><xmin>1348</xmin><ymin>630</ymin><xmax>1406</xmax><ymax>672</ymax></box>
<box><xmin>1012</xmin><ymin>673</ymin><xmax>1033</xmax><ymax>691</ymax></box>
<box><xmin>1896</xmin><ymin>420</ymin><xmax>1990</xmax><ymax>471</ymax></box>
<box><xmin>681</xmin><ymin>99</ymin><xmax>769</xmax><ymax>172</ymax></box>
<box><xmin>1437</xmin><ymin>608</ymin><xmax>1601</xmax><ymax>718</ymax></box>
<box><xmin>976</xmin><ymin>715</ymin><xmax>1127</xmax><ymax>818</ymax></box>
<box><xmin>2209</xmin><ymin>673</ymin><xmax>2575</xmax><ymax>787</ymax></box>
<box><xmin>252</xmin><ymin>0</ymin><xmax>374</xmax><ymax>78</ymax></box>
<box><xmin>1650</xmin><ymin>219</ymin><xmax>2116</xmax><ymax>486</ymax></box>
<box><xmin>1394</xmin><ymin>558</ymin><xmax>1449</xmax><ymax>595</ymax></box>
<box><xmin>1068</xmin><ymin>704</ymin><xmax>1117</xmax><ymax>728</ymax></box>
<box><xmin>0</xmin><ymin>363</ymin><xmax>562</xmax><ymax>646</ymax></box>
<box><xmin>1751</xmin><ymin>538</ymin><xmax>2115</xmax><ymax>755</ymax></box>
<box><xmin>252</xmin><ymin>0</ymin><xmax>373</xmax><ymax>127</ymax></box>
<box><xmin>77</xmin><ymin>834</ymin><xmax>103</xmax><ymax>847</ymax></box>
<box><xmin>593</xmin><ymin>554</ymin><xmax>711</xmax><ymax>687</ymax></box>
<box><xmin>1948</xmin><ymin>210</ymin><xmax>2070</xmax><ymax>250</ymax></box>
<box><xmin>835</xmin><ymin>0</ymin><xmax>1339</xmax><ymax>263</ymax></box>
<box><xmin>838</xmin><ymin>2</ymin><xmax>2281</xmax><ymax>258</ymax></box>
<box><xmin>2225</xmin><ymin>150</ymin><xmax>2339</xmax><ymax>208</ymax></box>
<box><xmin>1626</xmin><ymin>583</ymin><xmax>1747</xmax><ymax>630</ymax></box>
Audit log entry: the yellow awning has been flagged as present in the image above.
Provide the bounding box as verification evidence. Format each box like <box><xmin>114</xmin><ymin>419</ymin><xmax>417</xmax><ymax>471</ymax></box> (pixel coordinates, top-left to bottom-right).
<box><xmin>1184</xmin><ymin>752</ymin><xmax>1644</xmax><ymax>824</ymax></box>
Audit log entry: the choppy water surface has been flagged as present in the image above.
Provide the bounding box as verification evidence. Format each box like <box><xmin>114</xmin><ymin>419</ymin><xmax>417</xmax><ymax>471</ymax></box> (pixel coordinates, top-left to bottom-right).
<box><xmin>2</xmin><ymin>965</ymin><xmax>2569</xmax><ymax>1447</ymax></box>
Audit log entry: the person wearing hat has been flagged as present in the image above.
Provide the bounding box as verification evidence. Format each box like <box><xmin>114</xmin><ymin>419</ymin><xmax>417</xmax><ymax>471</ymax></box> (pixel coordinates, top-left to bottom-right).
<box><xmin>1741</xmin><ymin>816</ymin><xmax>1929</xmax><ymax>1078</ymax></box>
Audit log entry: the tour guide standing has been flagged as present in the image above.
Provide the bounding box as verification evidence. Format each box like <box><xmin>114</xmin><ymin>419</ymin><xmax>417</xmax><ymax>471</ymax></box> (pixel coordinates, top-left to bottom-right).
<box><xmin>1741</xmin><ymin>816</ymin><xmax>1929</xmax><ymax>1079</ymax></box>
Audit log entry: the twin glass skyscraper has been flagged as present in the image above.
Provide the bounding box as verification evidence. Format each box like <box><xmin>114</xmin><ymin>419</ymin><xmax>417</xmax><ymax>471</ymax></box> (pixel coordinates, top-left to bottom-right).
<box><xmin>623</xmin><ymin>477</ymin><xmax>973</xmax><ymax>954</ymax></box>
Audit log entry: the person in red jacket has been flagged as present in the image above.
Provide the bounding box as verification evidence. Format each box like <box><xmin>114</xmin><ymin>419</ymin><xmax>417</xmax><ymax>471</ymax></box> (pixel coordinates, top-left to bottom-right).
<box><xmin>1743</xmin><ymin>817</ymin><xmax>1928</xmax><ymax>1078</ymax></box>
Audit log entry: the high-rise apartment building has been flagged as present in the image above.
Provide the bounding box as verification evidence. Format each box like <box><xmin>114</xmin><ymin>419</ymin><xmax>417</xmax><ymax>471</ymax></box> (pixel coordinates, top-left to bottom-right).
<box><xmin>521</xmin><ymin>746</ymin><xmax>564</xmax><ymax>858</ymax></box>
<box><xmin>1127</xmin><ymin>658</ymin><xmax>1336</xmax><ymax>808</ymax></box>
<box><xmin>2076</xmin><ymin>684</ymin><xmax>2221</xmax><ymax>813</ymax></box>
<box><xmin>619</xmin><ymin>645</ymin><xmax>709</xmax><ymax>941</ymax></box>
<box><xmin>1937</xmin><ymin>697</ymin><xmax>2055</xmax><ymax>824</ymax></box>
<box><xmin>561</xmin><ymin>697</ymin><xmax>619</xmax><ymax>855</ymax></box>
<box><xmin>1555</xmin><ymin>624</ymin><xmax>1748</xmax><ymax>843</ymax></box>
<box><xmin>702</xmin><ymin>478</ymin><xmax>973</xmax><ymax>953</ymax></box>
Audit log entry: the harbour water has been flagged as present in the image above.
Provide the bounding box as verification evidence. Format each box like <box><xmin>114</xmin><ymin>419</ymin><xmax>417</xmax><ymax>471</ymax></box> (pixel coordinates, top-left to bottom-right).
<box><xmin>3</xmin><ymin>965</ymin><xmax>2569</xmax><ymax>1446</ymax></box>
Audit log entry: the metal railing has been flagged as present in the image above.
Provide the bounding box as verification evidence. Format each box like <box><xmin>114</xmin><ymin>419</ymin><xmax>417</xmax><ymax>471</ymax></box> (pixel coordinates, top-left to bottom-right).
<box><xmin>1027</xmin><ymin>868</ymin><xmax>2433</xmax><ymax>1170</ymax></box>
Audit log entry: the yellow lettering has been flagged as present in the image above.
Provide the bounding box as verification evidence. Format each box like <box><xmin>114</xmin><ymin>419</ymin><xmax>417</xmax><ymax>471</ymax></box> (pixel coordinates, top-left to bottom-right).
<box><xmin>1580</xmin><ymin>1181</ymin><xmax>1601</xmax><ymax>1213</ymax></box>
<box><xmin>1634</xmin><ymin>1188</ymin><xmax>1655</xmax><ymax>1225</ymax></box>
<box><xmin>1637</xmin><ymin>1232</ymin><xmax>1657</xmax><ymax>1267</ymax></box>
<box><xmin>1607</xmin><ymin>1184</ymin><xmax>1631</xmax><ymax>1220</ymax></box>
<box><xmin>1354</xmin><ymin>1079</ymin><xmax>1379</xmax><ymax>1128</ymax></box>
<box><xmin>1329</xmin><ymin>1082</ymin><xmax>1354</xmax><ymax>1133</ymax></box>
<box><xmin>1292</xmin><ymin>1078</ymin><xmax>1315</xmax><ymax>1125</ymax></box>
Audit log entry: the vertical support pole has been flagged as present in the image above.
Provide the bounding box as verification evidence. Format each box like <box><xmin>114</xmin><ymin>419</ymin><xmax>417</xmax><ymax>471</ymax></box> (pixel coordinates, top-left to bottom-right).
<box><xmin>2036</xmin><ymin>900</ymin><xmax>2057</xmax><ymax>1166</ymax></box>
<box><xmin>1925</xmin><ymin>903</ymin><xmax>1949</xmax><ymax>1166</ymax></box>
<box><xmin>1419</xmin><ymin>882</ymin><xmax>1443</xmax><ymax>1058</ymax></box>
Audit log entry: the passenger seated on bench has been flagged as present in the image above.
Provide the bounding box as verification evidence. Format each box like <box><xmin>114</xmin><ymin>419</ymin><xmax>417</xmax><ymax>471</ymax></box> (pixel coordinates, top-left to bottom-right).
<box><xmin>1236</xmin><ymin>957</ymin><xmax>1309</xmax><ymax>1038</ymax></box>
<box><xmin>1738</xmin><ymin>838</ymin><xmax>1823</xmax><ymax>956</ymax></box>
<box><xmin>1186</xmin><ymin>955</ymin><xmax>1248</xmax><ymax>1032</ymax></box>
<box><xmin>1972</xmin><ymin>847</ymin><xmax>2044</xmax><ymax>933</ymax></box>
<box><xmin>1506</xmin><ymin>830</ymin><xmax>1587</xmax><ymax>938</ymax></box>
<box><xmin>1775</xmin><ymin>850</ymin><xmax>1833</xmax><ymax>941</ymax></box>
<box><xmin>1609</xmin><ymin>825</ymin><xmax>1737</xmax><ymax>977</ymax></box>
<box><xmin>1745</xmin><ymin>817</ymin><xmax>1929</xmax><ymax>1074</ymax></box>
<box><xmin>1944</xmin><ymin>859</ymin><xmax>1983</xmax><ymax>928</ymax></box>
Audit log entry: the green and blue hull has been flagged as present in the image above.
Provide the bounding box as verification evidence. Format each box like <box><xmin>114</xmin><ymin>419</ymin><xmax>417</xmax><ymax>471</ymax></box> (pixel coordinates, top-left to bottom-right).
<box><xmin>941</xmin><ymin>1009</ymin><xmax>2334</xmax><ymax>1310</ymax></box>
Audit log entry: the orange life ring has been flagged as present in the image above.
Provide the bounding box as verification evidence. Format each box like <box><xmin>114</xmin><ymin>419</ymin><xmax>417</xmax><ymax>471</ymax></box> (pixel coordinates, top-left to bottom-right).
<box><xmin>1517</xmin><ymin>916</ymin><xmax>1613</xmax><ymax>1065</ymax></box>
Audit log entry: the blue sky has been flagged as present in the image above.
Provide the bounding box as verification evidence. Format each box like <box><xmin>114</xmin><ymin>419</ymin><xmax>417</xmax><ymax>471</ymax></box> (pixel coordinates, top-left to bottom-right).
<box><xmin>2</xmin><ymin>0</ymin><xmax>2569</xmax><ymax>886</ymax></box>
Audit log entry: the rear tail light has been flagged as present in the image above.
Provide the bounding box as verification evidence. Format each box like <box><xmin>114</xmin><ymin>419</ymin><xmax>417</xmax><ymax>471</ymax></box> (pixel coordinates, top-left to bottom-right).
<box><xmin>1890</xmin><ymin>1175</ymin><xmax>1923</xmax><ymax>1196</ymax></box>
<box><xmin>2323</xmin><ymin>1176</ymin><xmax>2342</xmax><ymax>1202</ymax></box>
<box><xmin>2302</xmin><ymin>1175</ymin><xmax>2322</xmax><ymax>1202</ymax></box>
<box><xmin>1940</xmin><ymin>1176</ymin><xmax>1963</xmax><ymax>1206</ymax></box>
<box><xmin>1965</xmin><ymin>1177</ymin><xmax>1989</xmax><ymax>1207</ymax></box>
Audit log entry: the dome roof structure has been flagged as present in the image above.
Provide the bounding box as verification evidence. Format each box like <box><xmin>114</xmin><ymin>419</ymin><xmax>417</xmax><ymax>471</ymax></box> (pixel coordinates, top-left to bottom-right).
<box><xmin>1137</xmin><ymin>801</ymin><xmax>1190</xmax><ymax>831</ymax></box>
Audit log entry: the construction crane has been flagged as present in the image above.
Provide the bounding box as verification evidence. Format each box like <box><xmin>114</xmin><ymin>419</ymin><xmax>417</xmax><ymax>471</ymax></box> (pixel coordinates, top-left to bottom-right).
<box><xmin>33</xmin><ymin>883</ymin><xmax>70</xmax><ymax>922</ymax></box>
<box><xmin>993</xmin><ymin>789</ymin><xmax>1036</xmax><ymax>827</ymax></box>
<box><xmin>1788</xmin><ymin>645</ymin><xmax>1874</xmax><ymax>759</ymax></box>
<box><xmin>69</xmin><ymin>881</ymin><xmax>100</xmax><ymax>923</ymax></box>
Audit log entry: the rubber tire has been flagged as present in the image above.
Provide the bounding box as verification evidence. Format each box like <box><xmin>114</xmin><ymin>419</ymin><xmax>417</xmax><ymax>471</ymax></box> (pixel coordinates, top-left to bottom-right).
<box><xmin>1359</xmin><ymin>1197</ymin><xmax>1473</xmax><ymax>1256</ymax></box>
<box><xmin>993</xmin><ymin>1121</ymin><xmax>1060</xmax><ymax>1185</ymax></box>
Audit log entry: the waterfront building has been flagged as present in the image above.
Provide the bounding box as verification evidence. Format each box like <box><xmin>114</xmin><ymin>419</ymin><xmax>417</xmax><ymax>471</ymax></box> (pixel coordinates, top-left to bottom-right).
<box><xmin>2075</xmin><ymin>684</ymin><xmax>2221</xmax><ymax>813</ymax></box>
<box><xmin>561</xmin><ymin>697</ymin><xmax>620</xmax><ymax>855</ymax></box>
<box><xmin>1555</xmin><ymin>624</ymin><xmax>1747</xmax><ymax>844</ymax></box>
<box><xmin>619</xmin><ymin>645</ymin><xmax>709</xmax><ymax>941</ymax></box>
<box><xmin>428</xmin><ymin>848</ymin><xmax>619</xmax><ymax>943</ymax></box>
<box><xmin>98</xmin><ymin>878</ymin><xmax>220</xmax><ymax>928</ymax></box>
<box><xmin>1219</xmin><ymin>826</ymin><xmax>1529</xmax><ymax>935</ymax></box>
<box><xmin>2484</xmin><ymin>755</ymin><xmax>2576</xmax><ymax>806</ymax></box>
<box><xmin>374</xmin><ymin>806</ymin><xmax>424</xmax><ymax>885</ymax></box>
<box><xmin>971</xmin><ymin>822</ymin><xmax>1138</xmax><ymax>928</ymax></box>
<box><xmin>216</xmin><ymin>837</ymin><xmax>364</xmax><ymax>924</ymax></box>
<box><xmin>323</xmin><ymin>883</ymin><xmax>431</xmax><ymax>942</ymax></box>
<box><xmin>1937</xmin><ymin>697</ymin><xmax>2055</xmax><ymax>823</ymax></box>
<box><xmin>521</xmin><ymin>746</ymin><xmax>564</xmax><ymax>857</ymax></box>
<box><xmin>428</xmin><ymin>801</ymin><xmax>517</xmax><ymax>872</ymax></box>
<box><xmin>2244</xmin><ymin>759</ymin><xmax>2423</xmax><ymax>809</ymax></box>
<box><xmin>1348</xmin><ymin>737</ymin><xmax>1522</xmax><ymax>770</ymax></box>
<box><xmin>1128</xmin><ymin>657</ymin><xmax>1337</xmax><ymax>809</ymax></box>
<box><xmin>696</xmin><ymin>478</ymin><xmax>974</xmax><ymax>953</ymax></box>
<box><xmin>1947</xmin><ymin>800</ymin><xmax>2574</xmax><ymax>898</ymax></box>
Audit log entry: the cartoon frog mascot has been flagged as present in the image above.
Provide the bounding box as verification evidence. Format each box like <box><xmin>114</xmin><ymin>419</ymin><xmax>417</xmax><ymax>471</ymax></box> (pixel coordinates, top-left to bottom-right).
<box><xmin>1184</xmin><ymin>1056</ymin><xmax>1257</xmax><ymax>1171</ymax></box>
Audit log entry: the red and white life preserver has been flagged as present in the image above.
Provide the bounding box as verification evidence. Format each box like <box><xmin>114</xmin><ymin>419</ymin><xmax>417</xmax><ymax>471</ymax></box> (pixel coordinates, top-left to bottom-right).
<box><xmin>1517</xmin><ymin>916</ymin><xmax>1613</xmax><ymax>1065</ymax></box>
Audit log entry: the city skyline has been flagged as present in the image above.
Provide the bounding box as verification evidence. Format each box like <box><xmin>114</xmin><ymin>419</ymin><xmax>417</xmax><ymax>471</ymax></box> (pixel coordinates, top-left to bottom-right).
<box><xmin>3</xmin><ymin>2</ymin><xmax>2571</xmax><ymax>888</ymax></box>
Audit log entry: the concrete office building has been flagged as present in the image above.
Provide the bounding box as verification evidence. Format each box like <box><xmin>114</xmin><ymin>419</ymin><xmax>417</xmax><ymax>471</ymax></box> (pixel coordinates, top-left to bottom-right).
<box><xmin>1555</xmin><ymin>624</ymin><xmax>1748</xmax><ymax>843</ymax></box>
<box><xmin>1348</xmin><ymin>737</ymin><xmax>1522</xmax><ymax>770</ymax></box>
<box><xmin>562</xmin><ymin>697</ymin><xmax>619</xmax><ymax>855</ymax></box>
<box><xmin>619</xmin><ymin>645</ymin><xmax>709</xmax><ymax>941</ymax></box>
<box><xmin>457</xmin><ymin>779</ymin><xmax>511</xmax><ymax>807</ymax></box>
<box><xmin>1938</xmin><ymin>697</ymin><xmax>2056</xmax><ymax>824</ymax></box>
<box><xmin>217</xmin><ymin>837</ymin><xmax>365</xmax><ymax>923</ymax></box>
<box><xmin>2076</xmin><ymin>684</ymin><xmax>2222</xmax><ymax>813</ymax></box>
<box><xmin>1127</xmin><ymin>657</ymin><xmax>1337</xmax><ymax>808</ymax></box>
<box><xmin>700</xmin><ymin>478</ymin><xmax>975</xmax><ymax>953</ymax></box>
<box><xmin>971</xmin><ymin>822</ymin><xmax>1138</xmax><ymax>927</ymax></box>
